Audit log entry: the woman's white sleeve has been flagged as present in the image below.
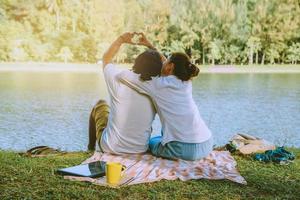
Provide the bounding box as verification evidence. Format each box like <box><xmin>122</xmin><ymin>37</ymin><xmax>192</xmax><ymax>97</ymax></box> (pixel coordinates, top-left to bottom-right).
<box><xmin>117</xmin><ymin>70</ymin><xmax>153</xmax><ymax>95</ymax></box>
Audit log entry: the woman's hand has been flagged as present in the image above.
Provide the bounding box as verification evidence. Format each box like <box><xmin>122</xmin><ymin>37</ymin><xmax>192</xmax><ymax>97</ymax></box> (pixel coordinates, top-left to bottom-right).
<box><xmin>134</xmin><ymin>32</ymin><xmax>166</xmax><ymax>61</ymax></box>
<box><xmin>119</xmin><ymin>32</ymin><xmax>135</xmax><ymax>44</ymax></box>
<box><xmin>135</xmin><ymin>32</ymin><xmax>155</xmax><ymax>49</ymax></box>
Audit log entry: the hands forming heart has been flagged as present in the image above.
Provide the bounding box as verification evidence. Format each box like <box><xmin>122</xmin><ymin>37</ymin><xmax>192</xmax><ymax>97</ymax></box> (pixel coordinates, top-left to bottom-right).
<box><xmin>120</xmin><ymin>32</ymin><xmax>151</xmax><ymax>47</ymax></box>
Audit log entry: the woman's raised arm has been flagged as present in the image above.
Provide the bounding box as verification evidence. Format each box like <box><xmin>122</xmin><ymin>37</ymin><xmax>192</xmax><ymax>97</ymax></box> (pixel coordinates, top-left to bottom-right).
<box><xmin>136</xmin><ymin>32</ymin><xmax>167</xmax><ymax>63</ymax></box>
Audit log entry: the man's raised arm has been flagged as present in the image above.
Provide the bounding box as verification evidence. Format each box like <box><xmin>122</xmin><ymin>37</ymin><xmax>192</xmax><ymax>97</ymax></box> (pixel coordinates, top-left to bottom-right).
<box><xmin>102</xmin><ymin>32</ymin><xmax>134</xmax><ymax>68</ymax></box>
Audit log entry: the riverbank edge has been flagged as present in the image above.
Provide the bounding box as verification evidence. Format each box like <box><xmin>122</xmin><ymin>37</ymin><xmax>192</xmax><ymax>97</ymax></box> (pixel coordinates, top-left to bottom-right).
<box><xmin>0</xmin><ymin>148</ymin><xmax>299</xmax><ymax>199</ymax></box>
<box><xmin>1</xmin><ymin>62</ymin><xmax>300</xmax><ymax>73</ymax></box>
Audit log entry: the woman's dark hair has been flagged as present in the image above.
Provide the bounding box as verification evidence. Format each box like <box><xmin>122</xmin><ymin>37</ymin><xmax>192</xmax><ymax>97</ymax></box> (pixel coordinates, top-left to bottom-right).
<box><xmin>169</xmin><ymin>52</ymin><xmax>199</xmax><ymax>81</ymax></box>
<box><xmin>132</xmin><ymin>49</ymin><xmax>162</xmax><ymax>81</ymax></box>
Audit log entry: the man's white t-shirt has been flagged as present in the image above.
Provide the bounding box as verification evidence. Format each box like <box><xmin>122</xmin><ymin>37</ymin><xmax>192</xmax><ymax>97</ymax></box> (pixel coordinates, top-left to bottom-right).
<box><xmin>118</xmin><ymin>71</ymin><xmax>212</xmax><ymax>145</ymax></box>
<box><xmin>99</xmin><ymin>63</ymin><xmax>156</xmax><ymax>154</ymax></box>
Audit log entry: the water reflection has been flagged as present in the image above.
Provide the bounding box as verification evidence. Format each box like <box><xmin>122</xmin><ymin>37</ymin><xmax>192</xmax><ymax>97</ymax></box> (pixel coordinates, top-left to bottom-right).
<box><xmin>0</xmin><ymin>72</ymin><xmax>299</xmax><ymax>151</ymax></box>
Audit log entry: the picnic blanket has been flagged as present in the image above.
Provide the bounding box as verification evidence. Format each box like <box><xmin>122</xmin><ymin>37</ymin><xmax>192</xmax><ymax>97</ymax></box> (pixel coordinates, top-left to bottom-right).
<box><xmin>63</xmin><ymin>150</ymin><xmax>247</xmax><ymax>187</ymax></box>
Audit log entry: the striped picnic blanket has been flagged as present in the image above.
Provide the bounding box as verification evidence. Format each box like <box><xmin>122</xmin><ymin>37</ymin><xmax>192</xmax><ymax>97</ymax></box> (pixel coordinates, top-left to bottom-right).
<box><xmin>63</xmin><ymin>150</ymin><xmax>247</xmax><ymax>187</ymax></box>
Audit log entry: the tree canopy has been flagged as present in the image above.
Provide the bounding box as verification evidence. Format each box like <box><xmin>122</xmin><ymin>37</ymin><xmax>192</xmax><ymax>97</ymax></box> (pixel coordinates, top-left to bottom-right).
<box><xmin>0</xmin><ymin>0</ymin><xmax>300</xmax><ymax>64</ymax></box>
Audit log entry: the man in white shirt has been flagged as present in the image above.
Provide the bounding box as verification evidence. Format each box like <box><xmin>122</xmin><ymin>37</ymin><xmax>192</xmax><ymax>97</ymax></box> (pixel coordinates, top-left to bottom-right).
<box><xmin>87</xmin><ymin>32</ymin><xmax>162</xmax><ymax>154</ymax></box>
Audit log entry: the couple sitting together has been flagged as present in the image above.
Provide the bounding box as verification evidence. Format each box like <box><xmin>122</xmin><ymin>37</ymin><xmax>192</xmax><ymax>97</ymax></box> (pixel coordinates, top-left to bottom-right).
<box><xmin>88</xmin><ymin>32</ymin><xmax>213</xmax><ymax>161</ymax></box>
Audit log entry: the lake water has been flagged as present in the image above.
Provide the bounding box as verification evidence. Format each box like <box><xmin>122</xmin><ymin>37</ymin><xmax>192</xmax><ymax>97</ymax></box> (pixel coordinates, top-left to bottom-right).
<box><xmin>0</xmin><ymin>72</ymin><xmax>299</xmax><ymax>151</ymax></box>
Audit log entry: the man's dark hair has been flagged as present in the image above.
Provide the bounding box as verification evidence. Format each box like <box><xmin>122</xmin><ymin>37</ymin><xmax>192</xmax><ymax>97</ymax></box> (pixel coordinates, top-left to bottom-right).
<box><xmin>132</xmin><ymin>49</ymin><xmax>162</xmax><ymax>81</ymax></box>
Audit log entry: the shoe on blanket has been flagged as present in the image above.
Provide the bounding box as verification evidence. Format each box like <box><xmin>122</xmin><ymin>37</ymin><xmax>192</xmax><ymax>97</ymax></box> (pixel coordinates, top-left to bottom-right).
<box><xmin>19</xmin><ymin>145</ymin><xmax>67</xmax><ymax>157</ymax></box>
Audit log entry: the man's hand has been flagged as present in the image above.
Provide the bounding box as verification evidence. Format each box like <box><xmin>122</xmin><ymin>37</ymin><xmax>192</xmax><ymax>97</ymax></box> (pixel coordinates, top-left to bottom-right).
<box><xmin>119</xmin><ymin>32</ymin><xmax>154</xmax><ymax>49</ymax></box>
<box><xmin>102</xmin><ymin>32</ymin><xmax>159</xmax><ymax>68</ymax></box>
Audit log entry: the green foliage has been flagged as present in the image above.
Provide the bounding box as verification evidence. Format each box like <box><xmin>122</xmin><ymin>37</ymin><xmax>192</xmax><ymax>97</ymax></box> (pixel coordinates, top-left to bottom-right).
<box><xmin>0</xmin><ymin>0</ymin><xmax>299</xmax><ymax>64</ymax></box>
<box><xmin>287</xmin><ymin>43</ymin><xmax>300</xmax><ymax>64</ymax></box>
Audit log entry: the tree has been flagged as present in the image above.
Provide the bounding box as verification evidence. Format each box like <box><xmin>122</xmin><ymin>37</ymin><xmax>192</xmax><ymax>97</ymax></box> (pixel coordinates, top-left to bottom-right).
<box><xmin>246</xmin><ymin>37</ymin><xmax>261</xmax><ymax>65</ymax></box>
<box><xmin>1</xmin><ymin>0</ymin><xmax>300</xmax><ymax>64</ymax></box>
<box><xmin>8</xmin><ymin>39</ymin><xmax>28</xmax><ymax>61</ymax></box>
<box><xmin>45</xmin><ymin>0</ymin><xmax>62</xmax><ymax>31</ymax></box>
<box><xmin>207</xmin><ymin>39</ymin><xmax>223</xmax><ymax>65</ymax></box>
<box><xmin>287</xmin><ymin>43</ymin><xmax>300</xmax><ymax>64</ymax></box>
<box><xmin>266</xmin><ymin>44</ymin><xmax>280</xmax><ymax>64</ymax></box>
<box><xmin>57</xmin><ymin>46</ymin><xmax>73</xmax><ymax>63</ymax></box>
<box><xmin>223</xmin><ymin>44</ymin><xmax>241</xmax><ymax>65</ymax></box>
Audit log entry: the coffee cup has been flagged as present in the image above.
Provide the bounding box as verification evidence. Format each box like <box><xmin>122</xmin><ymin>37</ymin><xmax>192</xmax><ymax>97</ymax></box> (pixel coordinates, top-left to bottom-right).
<box><xmin>105</xmin><ymin>162</ymin><xmax>126</xmax><ymax>186</ymax></box>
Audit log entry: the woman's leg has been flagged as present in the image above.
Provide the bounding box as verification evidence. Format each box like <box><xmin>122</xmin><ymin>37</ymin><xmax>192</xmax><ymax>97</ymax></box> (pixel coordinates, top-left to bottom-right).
<box><xmin>149</xmin><ymin>136</ymin><xmax>162</xmax><ymax>154</ymax></box>
<box><xmin>149</xmin><ymin>136</ymin><xmax>214</xmax><ymax>161</ymax></box>
<box><xmin>87</xmin><ymin>100</ymin><xmax>110</xmax><ymax>151</ymax></box>
<box><xmin>181</xmin><ymin>136</ymin><xmax>214</xmax><ymax>161</ymax></box>
<box><xmin>149</xmin><ymin>136</ymin><xmax>182</xmax><ymax>160</ymax></box>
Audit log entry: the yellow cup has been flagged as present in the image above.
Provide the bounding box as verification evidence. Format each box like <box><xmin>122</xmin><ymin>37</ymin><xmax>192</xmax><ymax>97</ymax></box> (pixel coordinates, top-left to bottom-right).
<box><xmin>105</xmin><ymin>162</ymin><xmax>125</xmax><ymax>185</ymax></box>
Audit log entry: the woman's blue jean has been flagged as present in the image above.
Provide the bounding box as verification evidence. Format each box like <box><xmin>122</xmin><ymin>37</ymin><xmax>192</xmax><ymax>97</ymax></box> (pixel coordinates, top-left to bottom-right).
<box><xmin>149</xmin><ymin>135</ymin><xmax>213</xmax><ymax>161</ymax></box>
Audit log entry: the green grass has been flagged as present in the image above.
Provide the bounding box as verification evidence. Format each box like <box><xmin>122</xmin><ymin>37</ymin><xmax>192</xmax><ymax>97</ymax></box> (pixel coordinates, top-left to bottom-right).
<box><xmin>1</xmin><ymin>149</ymin><xmax>299</xmax><ymax>200</ymax></box>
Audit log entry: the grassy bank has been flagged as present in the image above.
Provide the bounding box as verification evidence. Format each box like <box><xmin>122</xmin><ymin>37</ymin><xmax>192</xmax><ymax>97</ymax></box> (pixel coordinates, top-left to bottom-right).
<box><xmin>0</xmin><ymin>149</ymin><xmax>299</xmax><ymax>200</ymax></box>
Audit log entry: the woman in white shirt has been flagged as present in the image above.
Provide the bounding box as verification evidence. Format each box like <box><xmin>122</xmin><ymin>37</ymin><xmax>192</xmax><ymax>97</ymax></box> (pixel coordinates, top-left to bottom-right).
<box><xmin>118</xmin><ymin>33</ymin><xmax>213</xmax><ymax>160</ymax></box>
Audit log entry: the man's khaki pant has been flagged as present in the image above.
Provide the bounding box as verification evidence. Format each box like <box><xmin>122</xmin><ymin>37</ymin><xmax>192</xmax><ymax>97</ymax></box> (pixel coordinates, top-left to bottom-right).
<box><xmin>88</xmin><ymin>100</ymin><xmax>109</xmax><ymax>151</ymax></box>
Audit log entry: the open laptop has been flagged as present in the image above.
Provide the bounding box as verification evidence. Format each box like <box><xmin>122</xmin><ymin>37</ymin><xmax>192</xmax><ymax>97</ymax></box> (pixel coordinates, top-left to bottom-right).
<box><xmin>56</xmin><ymin>161</ymin><xmax>106</xmax><ymax>178</ymax></box>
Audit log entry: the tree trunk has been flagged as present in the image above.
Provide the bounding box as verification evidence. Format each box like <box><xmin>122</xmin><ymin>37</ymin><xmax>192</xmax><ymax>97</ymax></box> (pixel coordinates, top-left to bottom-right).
<box><xmin>72</xmin><ymin>17</ymin><xmax>76</xmax><ymax>33</ymax></box>
<box><xmin>261</xmin><ymin>53</ymin><xmax>265</xmax><ymax>65</ymax></box>
<box><xmin>202</xmin><ymin>49</ymin><xmax>205</xmax><ymax>65</ymax></box>
<box><xmin>255</xmin><ymin>51</ymin><xmax>258</xmax><ymax>65</ymax></box>
<box><xmin>249</xmin><ymin>47</ymin><xmax>253</xmax><ymax>65</ymax></box>
<box><xmin>56</xmin><ymin>11</ymin><xmax>60</xmax><ymax>31</ymax></box>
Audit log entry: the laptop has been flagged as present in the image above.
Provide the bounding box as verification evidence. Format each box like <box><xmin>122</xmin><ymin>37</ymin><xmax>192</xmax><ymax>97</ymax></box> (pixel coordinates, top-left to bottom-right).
<box><xmin>56</xmin><ymin>161</ymin><xmax>106</xmax><ymax>178</ymax></box>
